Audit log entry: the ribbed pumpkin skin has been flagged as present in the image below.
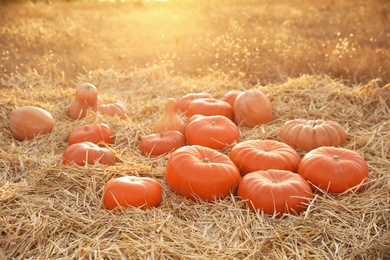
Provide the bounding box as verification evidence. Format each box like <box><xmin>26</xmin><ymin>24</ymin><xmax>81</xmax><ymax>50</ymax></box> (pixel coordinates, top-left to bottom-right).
<box><xmin>140</xmin><ymin>130</ymin><xmax>186</xmax><ymax>156</ymax></box>
<box><xmin>177</xmin><ymin>92</ymin><xmax>212</xmax><ymax>112</ymax></box>
<box><xmin>237</xmin><ymin>169</ymin><xmax>313</xmax><ymax>216</ymax></box>
<box><xmin>166</xmin><ymin>145</ymin><xmax>241</xmax><ymax>202</ymax></box>
<box><xmin>103</xmin><ymin>176</ymin><xmax>162</xmax><ymax>210</ymax></box>
<box><xmin>229</xmin><ymin>140</ymin><xmax>301</xmax><ymax>176</ymax></box>
<box><xmin>67</xmin><ymin>124</ymin><xmax>113</xmax><ymax>146</ymax></box>
<box><xmin>233</xmin><ymin>90</ymin><xmax>273</xmax><ymax>127</ymax></box>
<box><xmin>298</xmin><ymin>146</ymin><xmax>369</xmax><ymax>194</ymax></box>
<box><xmin>185</xmin><ymin>115</ymin><xmax>240</xmax><ymax>150</ymax></box>
<box><xmin>279</xmin><ymin>119</ymin><xmax>347</xmax><ymax>152</ymax></box>
<box><xmin>9</xmin><ymin>106</ymin><xmax>55</xmax><ymax>140</ymax></box>
<box><xmin>62</xmin><ymin>142</ymin><xmax>116</xmax><ymax>166</ymax></box>
<box><xmin>186</xmin><ymin>98</ymin><xmax>233</xmax><ymax>120</ymax></box>
<box><xmin>97</xmin><ymin>103</ymin><xmax>127</xmax><ymax>119</ymax></box>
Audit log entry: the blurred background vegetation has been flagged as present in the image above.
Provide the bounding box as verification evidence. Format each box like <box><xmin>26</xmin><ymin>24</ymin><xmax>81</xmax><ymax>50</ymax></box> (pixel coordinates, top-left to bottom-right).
<box><xmin>1</xmin><ymin>0</ymin><xmax>389</xmax><ymax>85</ymax></box>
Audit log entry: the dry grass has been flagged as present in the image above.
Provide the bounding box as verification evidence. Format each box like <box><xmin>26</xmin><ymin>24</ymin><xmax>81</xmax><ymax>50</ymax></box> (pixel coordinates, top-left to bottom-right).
<box><xmin>1</xmin><ymin>0</ymin><xmax>390</xmax><ymax>259</ymax></box>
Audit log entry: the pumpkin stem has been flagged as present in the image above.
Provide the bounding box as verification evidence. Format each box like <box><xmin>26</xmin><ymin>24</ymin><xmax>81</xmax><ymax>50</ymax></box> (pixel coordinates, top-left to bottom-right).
<box><xmin>211</xmin><ymin>121</ymin><xmax>217</xmax><ymax>127</ymax></box>
<box><xmin>159</xmin><ymin>132</ymin><xmax>165</xmax><ymax>138</ymax></box>
<box><xmin>333</xmin><ymin>155</ymin><xmax>340</xmax><ymax>160</ymax></box>
<box><xmin>264</xmin><ymin>148</ymin><xmax>270</xmax><ymax>152</ymax></box>
<box><xmin>84</xmin><ymin>125</ymin><xmax>90</xmax><ymax>131</ymax></box>
<box><xmin>202</xmin><ymin>157</ymin><xmax>211</xmax><ymax>163</ymax></box>
<box><xmin>272</xmin><ymin>180</ymin><xmax>279</xmax><ymax>183</ymax></box>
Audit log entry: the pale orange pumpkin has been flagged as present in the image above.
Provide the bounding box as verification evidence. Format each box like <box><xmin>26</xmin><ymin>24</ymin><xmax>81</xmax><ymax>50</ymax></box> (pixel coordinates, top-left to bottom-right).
<box><xmin>278</xmin><ymin>119</ymin><xmax>347</xmax><ymax>152</ymax></box>
<box><xmin>153</xmin><ymin>98</ymin><xmax>186</xmax><ymax>134</ymax></box>
<box><xmin>98</xmin><ymin>102</ymin><xmax>127</xmax><ymax>119</ymax></box>
<box><xmin>9</xmin><ymin>106</ymin><xmax>55</xmax><ymax>140</ymax></box>
<box><xmin>233</xmin><ymin>90</ymin><xmax>273</xmax><ymax>127</ymax></box>
<box><xmin>69</xmin><ymin>83</ymin><xmax>98</xmax><ymax>119</ymax></box>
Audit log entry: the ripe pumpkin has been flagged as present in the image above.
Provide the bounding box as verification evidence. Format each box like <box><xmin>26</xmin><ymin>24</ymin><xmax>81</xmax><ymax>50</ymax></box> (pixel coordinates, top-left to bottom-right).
<box><xmin>185</xmin><ymin>115</ymin><xmax>240</xmax><ymax>150</ymax></box>
<box><xmin>9</xmin><ymin>106</ymin><xmax>55</xmax><ymax>141</ymax></box>
<box><xmin>278</xmin><ymin>119</ymin><xmax>347</xmax><ymax>152</ymax></box>
<box><xmin>103</xmin><ymin>176</ymin><xmax>162</xmax><ymax>210</ymax></box>
<box><xmin>177</xmin><ymin>92</ymin><xmax>212</xmax><ymax>112</ymax></box>
<box><xmin>237</xmin><ymin>169</ymin><xmax>313</xmax><ymax>217</ymax></box>
<box><xmin>233</xmin><ymin>89</ymin><xmax>273</xmax><ymax>127</ymax></box>
<box><xmin>187</xmin><ymin>98</ymin><xmax>233</xmax><ymax>120</ymax></box>
<box><xmin>62</xmin><ymin>142</ymin><xmax>116</xmax><ymax>166</ymax></box>
<box><xmin>69</xmin><ymin>83</ymin><xmax>98</xmax><ymax>119</ymax></box>
<box><xmin>222</xmin><ymin>90</ymin><xmax>243</xmax><ymax>107</ymax></box>
<box><xmin>298</xmin><ymin>146</ymin><xmax>369</xmax><ymax>194</ymax></box>
<box><xmin>229</xmin><ymin>140</ymin><xmax>301</xmax><ymax>176</ymax></box>
<box><xmin>97</xmin><ymin>102</ymin><xmax>127</xmax><ymax>119</ymax></box>
<box><xmin>140</xmin><ymin>130</ymin><xmax>186</xmax><ymax>156</ymax></box>
<box><xmin>67</xmin><ymin>124</ymin><xmax>113</xmax><ymax>146</ymax></box>
<box><xmin>153</xmin><ymin>98</ymin><xmax>186</xmax><ymax>134</ymax></box>
<box><xmin>166</xmin><ymin>145</ymin><xmax>241</xmax><ymax>201</ymax></box>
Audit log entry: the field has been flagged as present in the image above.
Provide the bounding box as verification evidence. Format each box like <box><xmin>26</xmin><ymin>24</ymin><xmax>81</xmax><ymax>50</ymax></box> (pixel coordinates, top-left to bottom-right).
<box><xmin>1</xmin><ymin>0</ymin><xmax>390</xmax><ymax>259</ymax></box>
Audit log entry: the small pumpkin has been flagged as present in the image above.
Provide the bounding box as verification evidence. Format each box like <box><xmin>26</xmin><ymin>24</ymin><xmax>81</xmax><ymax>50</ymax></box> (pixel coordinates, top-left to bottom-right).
<box><xmin>185</xmin><ymin>115</ymin><xmax>240</xmax><ymax>150</ymax></box>
<box><xmin>278</xmin><ymin>119</ymin><xmax>347</xmax><ymax>152</ymax></box>
<box><xmin>233</xmin><ymin>89</ymin><xmax>273</xmax><ymax>127</ymax></box>
<box><xmin>140</xmin><ymin>130</ymin><xmax>186</xmax><ymax>156</ymax></box>
<box><xmin>187</xmin><ymin>98</ymin><xmax>233</xmax><ymax>120</ymax></box>
<box><xmin>69</xmin><ymin>83</ymin><xmax>98</xmax><ymax>120</ymax></box>
<box><xmin>166</xmin><ymin>145</ymin><xmax>241</xmax><ymax>201</ymax></box>
<box><xmin>97</xmin><ymin>102</ymin><xmax>127</xmax><ymax>119</ymax></box>
<box><xmin>67</xmin><ymin>124</ymin><xmax>113</xmax><ymax>146</ymax></box>
<box><xmin>177</xmin><ymin>92</ymin><xmax>212</xmax><ymax>112</ymax></box>
<box><xmin>229</xmin><ymin>140</ymin><xmax>301</xmax><ymax>176</ymax></box>
<box><xmin>298</xmin><ymin>146</ymin><xmax>369</xmax><ymax>194</ymax></box>
<box><xmin>223</xmin><ymin>90</ymin><xmax>243</xmax><ymax>107</ymax></box>
<box><xmin>237</xmin><ymin>169</ymin><xmax>313</xmax><ymax>217</ymax></box>
<box><xmin>153</xmin><ymin>98</ymin><xmax>186</xmax><ymax>134</ymax></box>
<box><xmin>62</xmin><ymin>142</ymin><xmax>116</xmax><ymax>166</ymax></box>
<box><xmin>103</xmin><ymin>176</ymin><xmax>162</xmax><ymax>210</ymax></box>
<box><xmin>9</xmin><ymin>106</ymin><xmax>55</xmax><ymax>141</ymax></box>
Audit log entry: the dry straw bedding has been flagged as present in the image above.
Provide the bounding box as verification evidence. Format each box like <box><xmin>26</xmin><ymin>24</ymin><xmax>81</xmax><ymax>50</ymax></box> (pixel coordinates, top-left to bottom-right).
<box><xmin>0</xmin><ymin>67</ymin><xmax>389</xmax><ymax>259</ymax></box>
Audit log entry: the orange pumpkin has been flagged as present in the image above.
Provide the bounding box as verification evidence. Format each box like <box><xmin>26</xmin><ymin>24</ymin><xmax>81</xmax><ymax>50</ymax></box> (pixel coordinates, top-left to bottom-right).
<box><xmin>177</xmin><ymin>92</ymin><xmax>212</xmax><ymax>112</ymax></box>
<box><xmin>140</xmin><ymin>130</ymin><xmax>186</xmax><ymax>156</ymax></box>
<box><xmin>233</xmin><ymin>90</ymin><xmax>273</xmax><ymax>127</ymax></box>
<box><xmin>62</xmin><ymin>142</ymin><xmax>116</xmax><ymax>166</ymax></box>
<box><xmin>97</xmin><ymin>102</ymin><xmax>127</xmax><ymax>119</ymax></box>
<box><xmin>153</xmin><ymin>98</ymin><xmax>186</xmax><ymax>134</ymax></box>
<box><xmin>9</xmin><ymin>106</ymin><xmax>55</xmax><ymax>140</ymax></box>
<box><xmin>67</xmin><ymin>124</ymin><xmax>113</xmax><ymax>146</ymax></box>
<box><xmin>103</xmin><ymin>176</ymin><xmax>162</xmax><ymax>210</ymax></box>
<box><xmin>229</xmin><ymin>140</ymin><xmax>301</xmax><ymax>176</ymax></box>
<box><xmin>185</xmin><ymin>115</ymin><xmax>240</xmax><ymax>150</ymax></box>
<box><xmin>298</xmin><ymin>146</ymin><xmax>369</xmax><ymax>194</ymax></box>
<box><xmin>69</xmin><ymin>83</ymin><xmax>98</xmax><ymax>119</ymax></box>
<box><xmin>166</xmin><ymin>145</ymin><xmax>241</xmax><ymax>201</ymax></box>
<box><xmin>278</xmin><ymin>119</ymin><xmax>347</xmax><ymax>152</ymax></box>
<box><xmin>187</xmin><ymin>98</ymin><xmax>233</xmax><ymax>120</ymax></box>
<box><xmin>223</xmin><ymin>90</ymin><xmax>243</xmax><ymax>107</ymax></box>
<box><xmin>238</xmin><ymin>169</ymin><xmax>313</xmax><ymax>217</ymax></box>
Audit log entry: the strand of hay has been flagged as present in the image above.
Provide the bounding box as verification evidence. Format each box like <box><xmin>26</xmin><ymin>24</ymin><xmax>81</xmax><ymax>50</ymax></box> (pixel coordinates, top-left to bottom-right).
<box><xmin>1</xmin><ymin>68</ymin><xmax>389</xmax><ymax>259</ymax></box>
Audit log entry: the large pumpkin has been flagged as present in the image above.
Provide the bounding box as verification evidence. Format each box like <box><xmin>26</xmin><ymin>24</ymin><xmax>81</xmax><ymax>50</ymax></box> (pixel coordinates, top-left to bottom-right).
<box><xmin>298</xmin><ymin>146</ymin><xmax>369</xmax><ymax>194</ymax></box>
<box><xmin>185</xmin><ymin>115</ymin><xmax>240</xmax><ymax>150</ymax></box>
<box><xmin>177</xmin><ymin>92</ymin><xmax>212</xmax><ymax>113</ymax></box>
<box><xmin>103</xmin><ymin>176</ymin><xmax>162</xmax><ymax>210</ymax></box>
<box><xmin>233</xmin><ymin>90</ymin><xmax>273</xmax><ymax>127</ymax></box>
<box><xmin>237</xmin><ymin>169</ymin><xmax>313</xmax><ymax>217</ymax></box>
<box><xmin>166</xmin><ymin>145</ymin><xmax>241</xmax><ymax>201</ymax></box>
<box><xmin>62</xmin><ymin>142</ymin><xmax>116</xmax><ymax>166</ymax></box>
<box><xmin>9</xmin><ymin>106</ymin><xmax>55</xmax><ymax>141</ymax></box>
<box><xmin>186</xmin><ymin>98</ymin><xmax>233</xmax><ymax>120</ymax></box>
<box><xmin>229</xmin><ymin>140</ymin><xmax>301</xmax><ymax>176</ymax></box>
<box><xmin>67</xmin><ymin>123</ymin><xmax>113</xmax><ymax>146</ymax></box>
<box><xmin>69</xmin><ymin>83</ymin><xmax>98</xmax><ymax>119</ymax></box>
<box><xmin>278</xmin><ymin>119</ymin><xmax>347</xmax><ymax>152</ymax></box>
<box><xmin>140</xmin><ymin>130</ymin><xmax>186</xmax><ymax>156</ymax></box>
